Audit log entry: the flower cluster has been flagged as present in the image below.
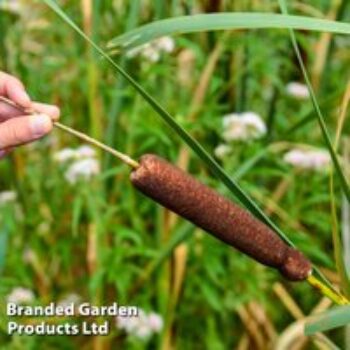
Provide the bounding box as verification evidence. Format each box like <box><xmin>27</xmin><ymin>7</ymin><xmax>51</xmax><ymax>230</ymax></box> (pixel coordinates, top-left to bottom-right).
<box><xmin>214</xmin><ymin>112</ymin><xmax>266</xmax><ymax>159</ymax></box>
<box><xmin>283</xmin><ymin>148</ymin><xmax>331</xmax><ymax>172</ymax></box>
<box><xmin>286</xmin><ymin>82</ymin><xmax>310</xmax><ymax>100</ymax></box>
<box><xmin>116</xmin><ymin>309</ymin><xmax>163</xmax><ymax>340</ymax></box>
<box><xmin>54</xmin><ymin>145</ymin><xmax>96</xmax><ymax>163</ymax></box>
<box><xmin>7</xmin><ymin>287</ymin><xmax>35</xmax><ymax>304</ymax></box>
<box><xmin>126</xmin><ymin>36</ymin><xmax>175</xmax><ymax>62</ymax></box>
<box><xmin>0</xmin><ymin>191</ymin><xmax>17</xmax><ymax>205</ymax></box>
<box><xmin>222</xmin><ymin>112</ymin><xmax>267</xmax><ymax>142</ymax></box>
<box><xmin>54</xmin><ymin>145</ymin><xmax>100</xmax><ymax>184</ymax></box>
<box><xmin>0</xmin><ymin>0</ymin><xmax>23</xmax><ymax>15</ymax></box>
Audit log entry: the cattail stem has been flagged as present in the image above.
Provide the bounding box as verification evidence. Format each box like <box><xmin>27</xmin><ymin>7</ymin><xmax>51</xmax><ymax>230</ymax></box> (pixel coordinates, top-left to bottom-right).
<box><xmin>53</xmin><ymin>122</ymin><xmax>139</xmax><ymax>169</ymax></box>
<box><xmin>307</xmin><ymin>275</ymin><xmax>349</xmax><ymax>305</ymax></box>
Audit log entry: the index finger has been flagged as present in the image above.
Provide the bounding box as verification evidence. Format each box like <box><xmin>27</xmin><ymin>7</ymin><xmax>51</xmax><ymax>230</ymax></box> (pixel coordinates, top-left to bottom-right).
<box><xmin>0</xmin><ymin>72</ymin><xmax>31</xmax><ymax>108</ymax></box>
<box><xmin>32</xmin><ymin>102</ymin><xmax>60</xmax><ymax>121</ymax></box>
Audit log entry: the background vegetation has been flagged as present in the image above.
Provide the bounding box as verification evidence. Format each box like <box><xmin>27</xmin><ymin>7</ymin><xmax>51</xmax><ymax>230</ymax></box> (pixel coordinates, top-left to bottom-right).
<box><xmin>0</xmin><ymin>0</ymin><xmax>349</xmax><ymax>349</ymax></box>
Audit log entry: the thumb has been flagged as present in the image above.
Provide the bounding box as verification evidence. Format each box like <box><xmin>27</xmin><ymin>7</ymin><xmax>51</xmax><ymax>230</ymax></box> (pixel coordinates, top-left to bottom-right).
<box><xmin>0</xmin><ymin>114</ymin><xmax>53</xmax><ymax>149</ymax></box>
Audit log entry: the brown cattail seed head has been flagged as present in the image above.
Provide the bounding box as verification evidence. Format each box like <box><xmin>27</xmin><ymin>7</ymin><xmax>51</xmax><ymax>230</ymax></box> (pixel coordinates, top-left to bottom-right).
<box><xmin>280</xmin><ymin>248</ymin><xmax>312</xmax><ymax>281</ymax></box>
<box><xmin>131</xmin><ymin>154</ymin><xmax>312</xmax><ymax>281</ymax></box>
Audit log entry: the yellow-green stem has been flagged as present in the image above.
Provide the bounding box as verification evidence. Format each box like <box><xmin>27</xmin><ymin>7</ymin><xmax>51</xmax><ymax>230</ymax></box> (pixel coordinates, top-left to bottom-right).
<box><xmin>308</xmin><ymin>275</ymin><xmax>350</xmax><ymax>305</ymax></box>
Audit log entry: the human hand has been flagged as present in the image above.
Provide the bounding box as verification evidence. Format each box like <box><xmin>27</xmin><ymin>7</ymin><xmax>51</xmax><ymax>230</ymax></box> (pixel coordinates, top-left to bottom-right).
<box><xmin>0</xmin><ymin>71</ymin><xmax>60</xmax><ymax>158</ymax></box>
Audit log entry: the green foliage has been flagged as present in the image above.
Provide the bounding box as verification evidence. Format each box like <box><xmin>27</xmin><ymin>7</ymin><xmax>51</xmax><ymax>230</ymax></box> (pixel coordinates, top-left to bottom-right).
<box><xmin>305</xmin><ymin>306</ymin><xmax>350</xmax><ymax>335</ymax></box>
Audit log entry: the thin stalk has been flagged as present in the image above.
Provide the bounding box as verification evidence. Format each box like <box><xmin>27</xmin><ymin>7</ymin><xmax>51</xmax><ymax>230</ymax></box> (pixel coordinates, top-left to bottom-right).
<box><xmin>53</xmin><ymin>122</ymin><xmax>139</xmax><ymax>169</ymax></box>
<box><xmin>0</xmin><ymin>96</ymin><xmax>139</xmax><ymax>169</ymax></box>
<box><xmin>307</xmin><ymin>275</ymin><xmax>349</xmax><ymax>306</ymax></box>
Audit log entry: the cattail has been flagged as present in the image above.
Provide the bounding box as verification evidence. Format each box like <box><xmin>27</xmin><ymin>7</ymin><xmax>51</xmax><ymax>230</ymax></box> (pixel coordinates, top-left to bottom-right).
<box><xmin>1</xmin><ymin>95</ymin><xmax>347</xmax><ymax>302</ymax></box>
<box><xmin>131</xmin><ymin>154</ymin><xmax>311</xmax><ymax>281</ymax></box>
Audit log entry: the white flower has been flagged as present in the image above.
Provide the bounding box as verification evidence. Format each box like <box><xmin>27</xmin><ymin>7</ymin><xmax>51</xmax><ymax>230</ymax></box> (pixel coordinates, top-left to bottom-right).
<box><xmin>54</xmin><ymin>145</ymin><xmax>97</xmax><ymax>164</ymax></box>
<box><xmin>142</xmin><ymin>45</ymin><xmax>161</xmax><ymax>62</ymax></box>
<box><xmin>222</xmin><ymin>112</ymin><xmax>266</xmax><ymax>142</ymax></box>
<box><xmin>286</xmin><ymin>82</ymin><xmax>310</xmax><ymax>100</ymax></box>
<box><xmin>54</xmin><ymin>148</ymin><xmax>77</xmax><ymax>163</ymax></box>
<box><xmin>126</xmin><ymin>36</ymin><xmax>175</xmax><ymax>62</ymax></box>
<box><xmin>116</xmin><ymin>309</ymin><xmax>163</xmax><ymax>340</ymax></box>
<box><xmin>58</xmin><ymin>293</ymin><xmax>82</xmax><ymax>309</ymax></box>
<box><xmin>76</xmin><ymin>145</ymin><xmax>96</xmax><ymax>159</ymax></box>
<box><xmin>7</xmin><ymin>287</ymin><xmax>35</xmax><ymax>304</ymax></box>
<box><xmin>134</xmin><ymin>324</ymin><xmax>153</xmax><ymax>339</ymax></box>
<box><xmin>148</xmin><ymin>312</ymin><xmax>164</xmax><ymax>332</ymax></box>
<box><xmin>0</xmin><ymin>191</ymin><xmax>17</xmax><ymax>205</ymax></box>
<box><xmin>64</xmin><ymin>159</ymin><xmax>100</xmax><ymax>184</ymax></box>
<box><xmin>0</xmin><ymin>0</ymin><xmax>23</xmax><ymax>15</ymax></box>
<box><xmin>283</xmin><ymin>148</ymin><xmax>331</xmax><ymax>171</ymax></box>
<box><xmin>214</xmin><ymin>144</ymin><xmax>231</xmax><ymax>159</ymax></box>
<box><xmin>154</xmin><ymin>36</ymin><xmax>175</xmax><ymax>53</ymax></box>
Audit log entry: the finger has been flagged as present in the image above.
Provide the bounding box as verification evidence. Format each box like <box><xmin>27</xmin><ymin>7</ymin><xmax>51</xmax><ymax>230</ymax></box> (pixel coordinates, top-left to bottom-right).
<box><xmin>0</xmin><ymin>100</ymin><xmax>23</xmax><ymax>121</ymax></box>
<box><xmin>0</xmin><ymin>99</ymin><xmax>61</xmax><ymax>122</ymax></box>
<box><xmin>0</xmin><ymin>72</ymin><xmax>31</xmax><ymax>108</ymax></box>
<box><xmin>0</xmin><ymin>114</ymin><xmax>53</xmax><ymax>149</ymax></box>
<box><xmin>32</xmin><ymin>102</ymin><xmax>60</xmax><ymax>121</ymax></box>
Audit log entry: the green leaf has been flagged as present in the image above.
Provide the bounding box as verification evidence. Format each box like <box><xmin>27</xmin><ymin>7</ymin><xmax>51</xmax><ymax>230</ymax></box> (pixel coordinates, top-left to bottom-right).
<box><xmin>107</xmin><ymin>13</ymin><xmax>350</xmax><ymax>51</ymax></box>
<box><xmin>305</xmin><ymin>306</ymin><xmax>350</xmax><ymax>335</ymax></box>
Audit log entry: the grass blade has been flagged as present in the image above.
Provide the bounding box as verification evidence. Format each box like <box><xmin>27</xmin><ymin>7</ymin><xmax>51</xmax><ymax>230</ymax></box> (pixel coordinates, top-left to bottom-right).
<box><xmin>107</xmin><ymin>13</ymin><xmax>350</xmax><ymax>51</ymax></box>
<box><xmin>305</xmin><ymin>306</ymin><xmax>350</xmax><ymax>335</ymax></box>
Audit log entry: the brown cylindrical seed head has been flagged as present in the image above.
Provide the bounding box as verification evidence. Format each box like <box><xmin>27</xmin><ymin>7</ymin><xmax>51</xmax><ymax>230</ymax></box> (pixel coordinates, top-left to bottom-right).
<box><xmin>130</xmin><ymin>154</ymin><xmax>312</xmax><ymax>281</ymax></box>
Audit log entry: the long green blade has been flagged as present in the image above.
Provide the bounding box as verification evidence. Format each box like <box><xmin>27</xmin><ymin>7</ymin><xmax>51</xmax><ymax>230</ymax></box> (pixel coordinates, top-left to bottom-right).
<box><xmin>305</xmin><ymin>306</ymin><xmax>350</xmax><ymax>335</ymax></box>
<box><xmin>107</xmin><ymin>13</ymin><xmax>350</xmax><ymax>51</ymax></box>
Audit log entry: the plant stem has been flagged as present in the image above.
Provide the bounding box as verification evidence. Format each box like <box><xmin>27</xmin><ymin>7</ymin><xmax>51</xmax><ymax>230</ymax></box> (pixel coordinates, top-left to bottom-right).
<box><xmin>53</xmin><ymin>122</ymin><xmax>139</xmax><ymax>169</ymax></box>
<box><xmin>307</xmin><ymin>275</ymin><xmax>350</xmax><ymax>306</ymax></box>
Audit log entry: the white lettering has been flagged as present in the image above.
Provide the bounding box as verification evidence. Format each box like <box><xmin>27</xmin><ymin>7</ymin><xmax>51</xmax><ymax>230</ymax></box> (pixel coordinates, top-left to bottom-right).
<box><xmin>7</xmin><ymin>303</ymin><xmax>17</xmax><ymax>316</ymax></box>
<box><xmin>7</xmin><ymin>322</ymin><xmax>18</xmax><ymax>334</ymax></box>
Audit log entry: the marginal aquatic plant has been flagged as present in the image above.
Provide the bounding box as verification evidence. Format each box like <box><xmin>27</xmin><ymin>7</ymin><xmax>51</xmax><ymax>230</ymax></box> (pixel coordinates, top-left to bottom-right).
<box><xmin>1</xmin><ymin>95</ymin><xmax>348</xmax><ymax>305</ymax></box>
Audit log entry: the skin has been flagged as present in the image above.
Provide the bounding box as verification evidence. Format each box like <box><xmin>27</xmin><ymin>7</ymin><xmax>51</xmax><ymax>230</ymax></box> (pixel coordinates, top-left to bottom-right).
<box><xmin>0</xmin><ymin>71</ymin><xmax>60</xmax><ymax>159</ymax></box>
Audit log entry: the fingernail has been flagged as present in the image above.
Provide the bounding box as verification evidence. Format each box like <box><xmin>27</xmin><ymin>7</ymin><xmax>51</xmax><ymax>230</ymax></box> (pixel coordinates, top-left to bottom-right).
<box><xmin>30</xmin><ymin>114</ymin><xmax>52</xmax><ymax>137</ymax></box>
<box><xmin>50</xmin><ymin>106</ymin><xmax>61</xmax><ymax>120</ymax></box>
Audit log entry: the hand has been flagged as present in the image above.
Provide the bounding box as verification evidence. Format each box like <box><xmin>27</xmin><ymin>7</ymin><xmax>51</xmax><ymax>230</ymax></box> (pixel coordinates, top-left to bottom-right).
<box><xmin>0</xmin><ymin>71</ymin><xmax>60</xmax><ymax>158</ymax></box>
